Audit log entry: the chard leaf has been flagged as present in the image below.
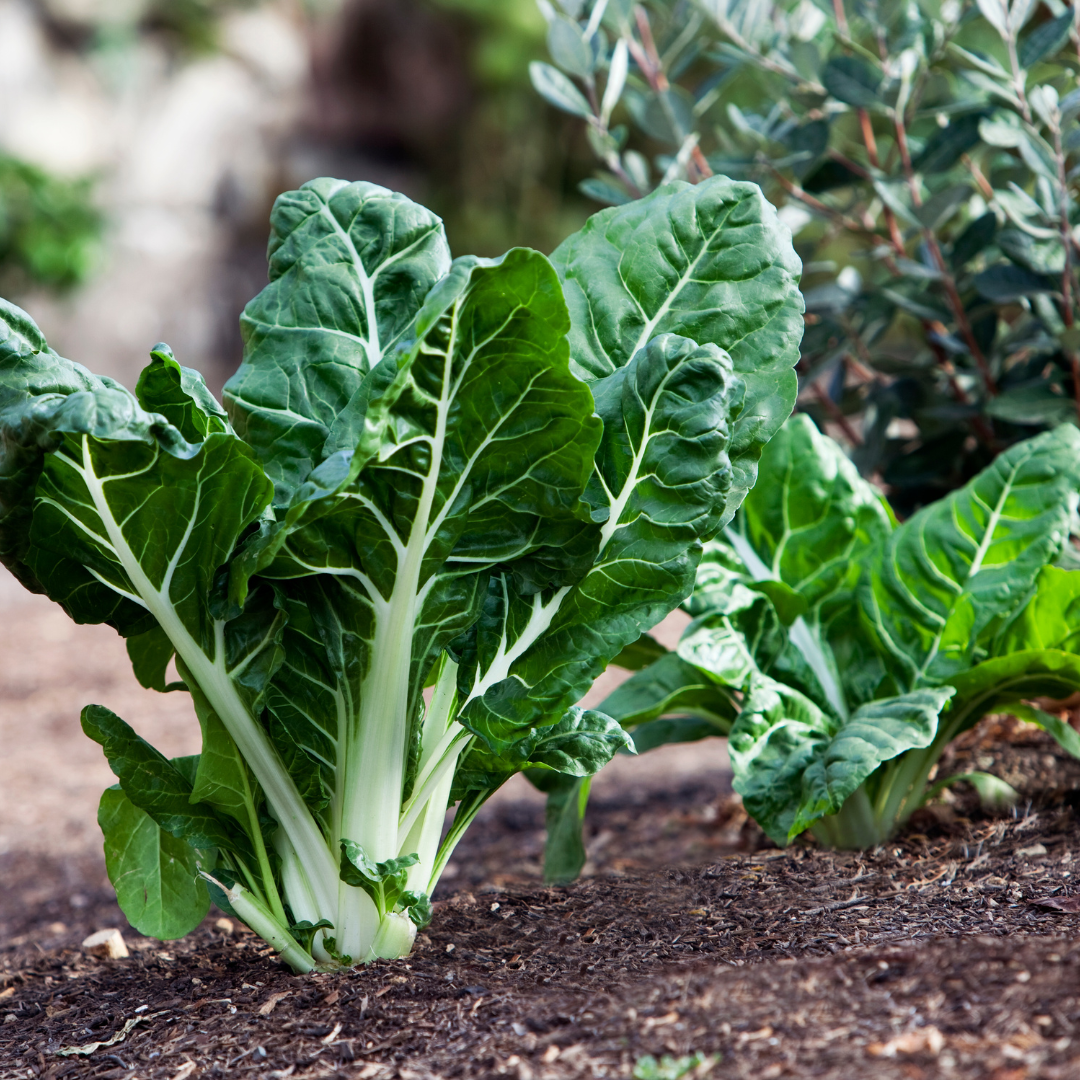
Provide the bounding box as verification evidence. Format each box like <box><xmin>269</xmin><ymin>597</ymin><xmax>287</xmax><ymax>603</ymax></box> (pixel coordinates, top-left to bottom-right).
<box><xmin>1008</xmin><ymin>702</ymin><xmax>1080</xmax><ymax>759</ymax></box>
<box><xmin>727</xmin><ymin>675</ymin><xmax>833</xmax><ymax>845</ymax></box>
<box><xmin>241</xmin><ymin>248</ymin><xmax>602</xmax><ymax>858</ymax></box>
<box><xmin>630</xmin><ymin>716</ymin><xmax>728</xmax><ymax>752</ymax></box>
<box><xmin>0</xmin><ymin>303</ymin><xmax>338</xmax><ymax>913</ymax></box>
<box><xmin>857</xmin><ymin>425</ymin><xmax>1080</xmax><ymax>689</ymax></box>
<box><xmin>454</xmin><ymin>707</ymin><xmax>631</xmax><ymax>793</ymax></box>
<box><xmin>136</xmin><ymin>343</ymin><xmax>231</xmax><ymax>442</ymax></box>
<box><xmin>947</xmin><ymin>649</ymin><xmax>1080</xmax><ymax>730</ymax></box>
<box><xmin>339</xmin><ymin>840</ymin><xmax>418</xmax><ymax>918</ymax></box>
<box><xmin>550</xmin><ymin>175</ymin><xmax>804</xmax><ymax>519</ymax></box>
<box><xmin>611</xmin><ymin>632</ymin><xmax>667</xmax><ymax>670</ymax></box>
<box><xmin>730</xmin><ymin>677</ymin><xmax>954</xmax><ymax>844</ymax></box>
<box><xmin>723</xmin><ymin>414</ymin><xmax>894</xmax><ymax>608</ymax></box>
<box><xmin>786</xmin><ymin>687</ymin><xmax>954</xmax><ymax>838</ymax></box>
<box><xmin>182</xmin><ymin>669</ymin><xmax>262</xmax><ymax>831</ymax></box>
<box><xmin>81</xmin><ymin>704</ymin><xmax>243</xmax><ymax>855</ymax></box>
<box><xmin>126</xmin><ymin>624</ymin><xmax>187</xmax><ymax>692</ymax></box>
<box><xmin>523</xmin><ymin>707</ymin><xmax>634</xmax><ymax>774</ymax></box>
<box><xmin>98</xmin><ymin>785</ymin><xmax>211</xmax><ymax>940</ymax></box>
<box><xmin>681</xmin><ymin>415</ymin><xmax>892</xmax><ymax>718</ymax></box>
<box><xmin>458</xmin><ymin>333</ymin><xmax>741</xmax><ymax>751</ymax></box>
<box><xmin>994</xmin><ymin>566</ymin><xmax>1080</xmax><ymax>653</ymax></box>
<box><xmin>535</xmin><ymin>773</ymin><xmax>591</xmax><ymax>885</ymax></box>
<box><xmin>596</xmin><ymin>650</ymin><xmax>738</xmax><ymax>732</ymax></box>
<box><xmin>225</xmin><ymin>179</ymin><xmax>452</xmax><ymax>502</ymax></box>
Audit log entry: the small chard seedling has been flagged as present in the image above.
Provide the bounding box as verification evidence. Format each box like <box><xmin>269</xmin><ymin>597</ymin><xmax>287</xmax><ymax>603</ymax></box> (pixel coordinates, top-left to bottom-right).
<box><xmin>571</xmin><ymin>414</ymin><xmax>1080</xmax><ymax>858</ymax></box>
<box><xmin>0</xmin><ymin>175</ymin><xmax>802</xmax><ymax>967</ymax></box>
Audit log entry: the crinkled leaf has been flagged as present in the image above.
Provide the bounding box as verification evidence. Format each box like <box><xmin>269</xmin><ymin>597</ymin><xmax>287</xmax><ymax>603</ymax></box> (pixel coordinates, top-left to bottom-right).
<box><xmin>237</xmin><ymin>249</ymin><xmax>602</xmax><ymax>851</ymax></box>
<box><xmin>724</xmin><ymin>414</ymin><xmax>893</xmax><ymax>609</ymax></box>
<box><xmin>728</xmin><ymin>675</ymin><xmax>834</xmax><ymax>845</ymax></box>
<box><xmin>136</xmin><ymin>343</ymin><xmax>231</xmax><ymax>443</ymax></box>
<box><xmin>730</xmin><ymin>676</ymin><xmax>953</xmax><ymax>844</ymax></box>
<box><xmin>550</xmin><ymin>176</ymin><xmax>803</xmax><ymax>521</ymax></box>
<box><xmin>225</xmin><ymin>179</ymin><xmax>451</xmax><ymax>503</ymax></box>
<box><xmin>994</xmin><ymin>566</ymin><xmax>1080</xmax><ymax>654</ymax></box>
<box><xmin>339</xmin><ymin>840</ymin><xmax>417</xmax><ymax>918</ymax></box>
<box><xmin>457</xmin><ymin>334</ymin><xmax>741</xmax><ymax>751</ymax></box>
<box><xmin>857</xmin><ymin>425</ymin><xmax>1080</xmax><ymax>690</ymax></box>
<box><xmin>597</xmin><ymin>650</ymin><xmax>738</xmax><ymax>731</ymax></box>
<box><xmin>787</xmin><ymin>687</ymin><xmax>955</xmax><ymax>838</ymax></box>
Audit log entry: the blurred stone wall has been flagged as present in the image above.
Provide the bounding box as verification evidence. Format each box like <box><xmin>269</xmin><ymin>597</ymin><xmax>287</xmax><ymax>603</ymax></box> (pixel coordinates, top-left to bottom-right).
<box><xmin>0</xmin><ymin>0</ymin><xmax>309</xmax><ymax>390</ymax></box>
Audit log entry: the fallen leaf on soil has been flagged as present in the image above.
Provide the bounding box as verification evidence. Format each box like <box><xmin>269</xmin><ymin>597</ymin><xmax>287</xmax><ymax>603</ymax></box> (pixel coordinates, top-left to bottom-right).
<box><xmin>57</xmin><ymin>1010</ymin><xmax>166</xmax><ymax>1056</ymax></box>
<box><xmin>0</xmin><ymin>987</ymin><xmax>13</xmax><ymax>1001</ymax></box>
<box><xmin>1031</xmin><ymin>895</ymin><xmax>1080</xmax><ymax>912</ymax></box>
<box><xmin>867</xmin><ymin>1026</ymin><xmax>945</xmax><ymax>1057</ymax></box>
<box><xmin>258</xmin><ymin>991</ymin><xmax>292</xmax><ymax>1015</ymax></box>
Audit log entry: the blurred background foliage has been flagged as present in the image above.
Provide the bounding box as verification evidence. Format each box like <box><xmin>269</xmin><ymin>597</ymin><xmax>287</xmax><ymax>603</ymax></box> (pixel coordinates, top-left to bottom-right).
<box><xmin>0</xmin><ymin>154</ymin><xmax>100</xmax><ymax>291</ymax></box>
<box><xmin>529</xmin><ymin>0</ymin><xmax>1080</xmax><ymax>513</ymax></box>
<box><xmin>10</xmin><ymin>0</ymin><xmax>1080</xmax><ymax>513</ymax></box>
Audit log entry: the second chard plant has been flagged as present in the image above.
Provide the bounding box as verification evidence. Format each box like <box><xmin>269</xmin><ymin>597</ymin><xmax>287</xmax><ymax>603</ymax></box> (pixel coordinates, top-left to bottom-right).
<box><xmin>0</xmin><ymin>176</ymin><xmax>802</xmax><ymax>968</ymax></box>
<box><xmin>560</xmin><ymin>414</ymin><xmax>1080</xmax><ymax>866</ymax></box>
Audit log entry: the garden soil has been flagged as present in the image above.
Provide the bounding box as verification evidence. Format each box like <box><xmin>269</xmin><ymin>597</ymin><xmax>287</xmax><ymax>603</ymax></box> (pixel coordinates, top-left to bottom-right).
<box><xmin>3</xmin><ymin>573</ymin><xmax>1080</xmax><ymax>1079</ymax></box>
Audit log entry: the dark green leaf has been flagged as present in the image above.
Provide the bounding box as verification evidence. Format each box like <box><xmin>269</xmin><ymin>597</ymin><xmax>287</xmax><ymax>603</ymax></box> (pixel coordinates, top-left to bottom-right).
<box><xmin>822</xmin><ymin>55</ymin><xmax>883</xmax><ymax>108</ymax></box>
<box><xmin>610</xmin><ymin>632</ymin><xmax>668</xmax><ymax>670</ymax></box>
<box><xmin>914</xmin><ymin>112</ymin><xmax>987</xmax><ymax>173</ymax></box>
<box><xmin>81</xmin><ymin>704</ymin><xmax>240</xmax><ymax>853</ymax></box>
<box><xmin>136</xmin><ymin>343</ymin><xmax>231</xmax><ymax>443</ymax></box>
<box><xmin>551</xmin><ymin>175</ymin><xmax>803</xmax><ymax>524</ymax></box>
<box><xmin>950</xmin><ymin>212</ymin><xmax>997</xmax><ymax>268</ymax></box>
<box><xmin>457</xmin><ymin>334</ymin><xmax>741</xmax><ymax>749</ymax></box>
<box><xmin>224</xmin><ymin>179</ymin><xmax>451</xmax><ymax>502</ymax></box>
<box><xmin>126</xmin><ymin>624</ymin><xmax>186</xmax><ymax>693</ymax></box>
<box><xmin>1019</xmin><ymin>11</ymin><xmax>1074</xmax><ymax>67</ymax></box>
<box><xmin>540</xmin><ymin>774</ymin><xmax>590</xmax><ymax>885</ymax></box>
<box><xmin>857</xmin><ymin>426</ymin><xmax>1080</xmax><ymax>689</ymax></box>
<box><xmin>630</xmin><ymin>715</ymin><xmax>727</xmax><ymax>752</ymax></box>
<box><xmin>98</xmin><ymin>785</ymin><xmax>210</xmax><ymax>940</ymax></box>
<box><xmin>599</xmin><ymin>650</ymin><xmax>738</xmax><ymax>731</ymax></box>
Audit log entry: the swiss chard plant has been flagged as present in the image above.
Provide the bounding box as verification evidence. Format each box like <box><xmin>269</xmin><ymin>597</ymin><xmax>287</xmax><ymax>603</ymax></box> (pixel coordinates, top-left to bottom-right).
<box><xmin>545</xmin><ymin>414</ymin><xmax>1080</xmax><ymax>870</ymax></box>
<box><xmin>0</xmin><ymin>175</ymin><xmax>802</xmax><ymax>968</ymax></box>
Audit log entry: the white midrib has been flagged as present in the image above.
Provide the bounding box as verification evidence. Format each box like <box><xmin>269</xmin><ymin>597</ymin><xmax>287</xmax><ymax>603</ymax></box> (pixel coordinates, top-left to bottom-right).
<box><xmin>318</xmin><ymin>203</ymin><xmax>380</xmax><ymax>363</ymax></box>
<box><xmin>464</xmin><ymin>386</ymin><xmax>661</xmax><ymax>705</ymax></box>
<box><xmin>726</xmin><ymin>527</ymin><xmax>849</xmax><ymax>721</ymax></box>
<box><xmin>338</xmin><ymin>301</ymin><xmax>459</xmax><ymax>876</ymax></box>
<box><xmin>625</xmin><ymin>218</ymin><xmax>727</xmax><ymax>360</ymax></box>
<box><xmin>916</xmin><ymin>454</ymin><xmax>1024</xmax><ymax>680</ymax></box>
<box><xmin>76</xmin><ymin>438</ymin><xmax>339</xmax><ymax>915</ymax></box>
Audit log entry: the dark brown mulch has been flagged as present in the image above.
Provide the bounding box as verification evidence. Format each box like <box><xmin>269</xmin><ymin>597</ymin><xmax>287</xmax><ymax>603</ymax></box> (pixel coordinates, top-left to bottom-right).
<box><xmin>2</xmin><ymin>723</ymin><xmax>1080</xmax><ymax>1080</ymax></box>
